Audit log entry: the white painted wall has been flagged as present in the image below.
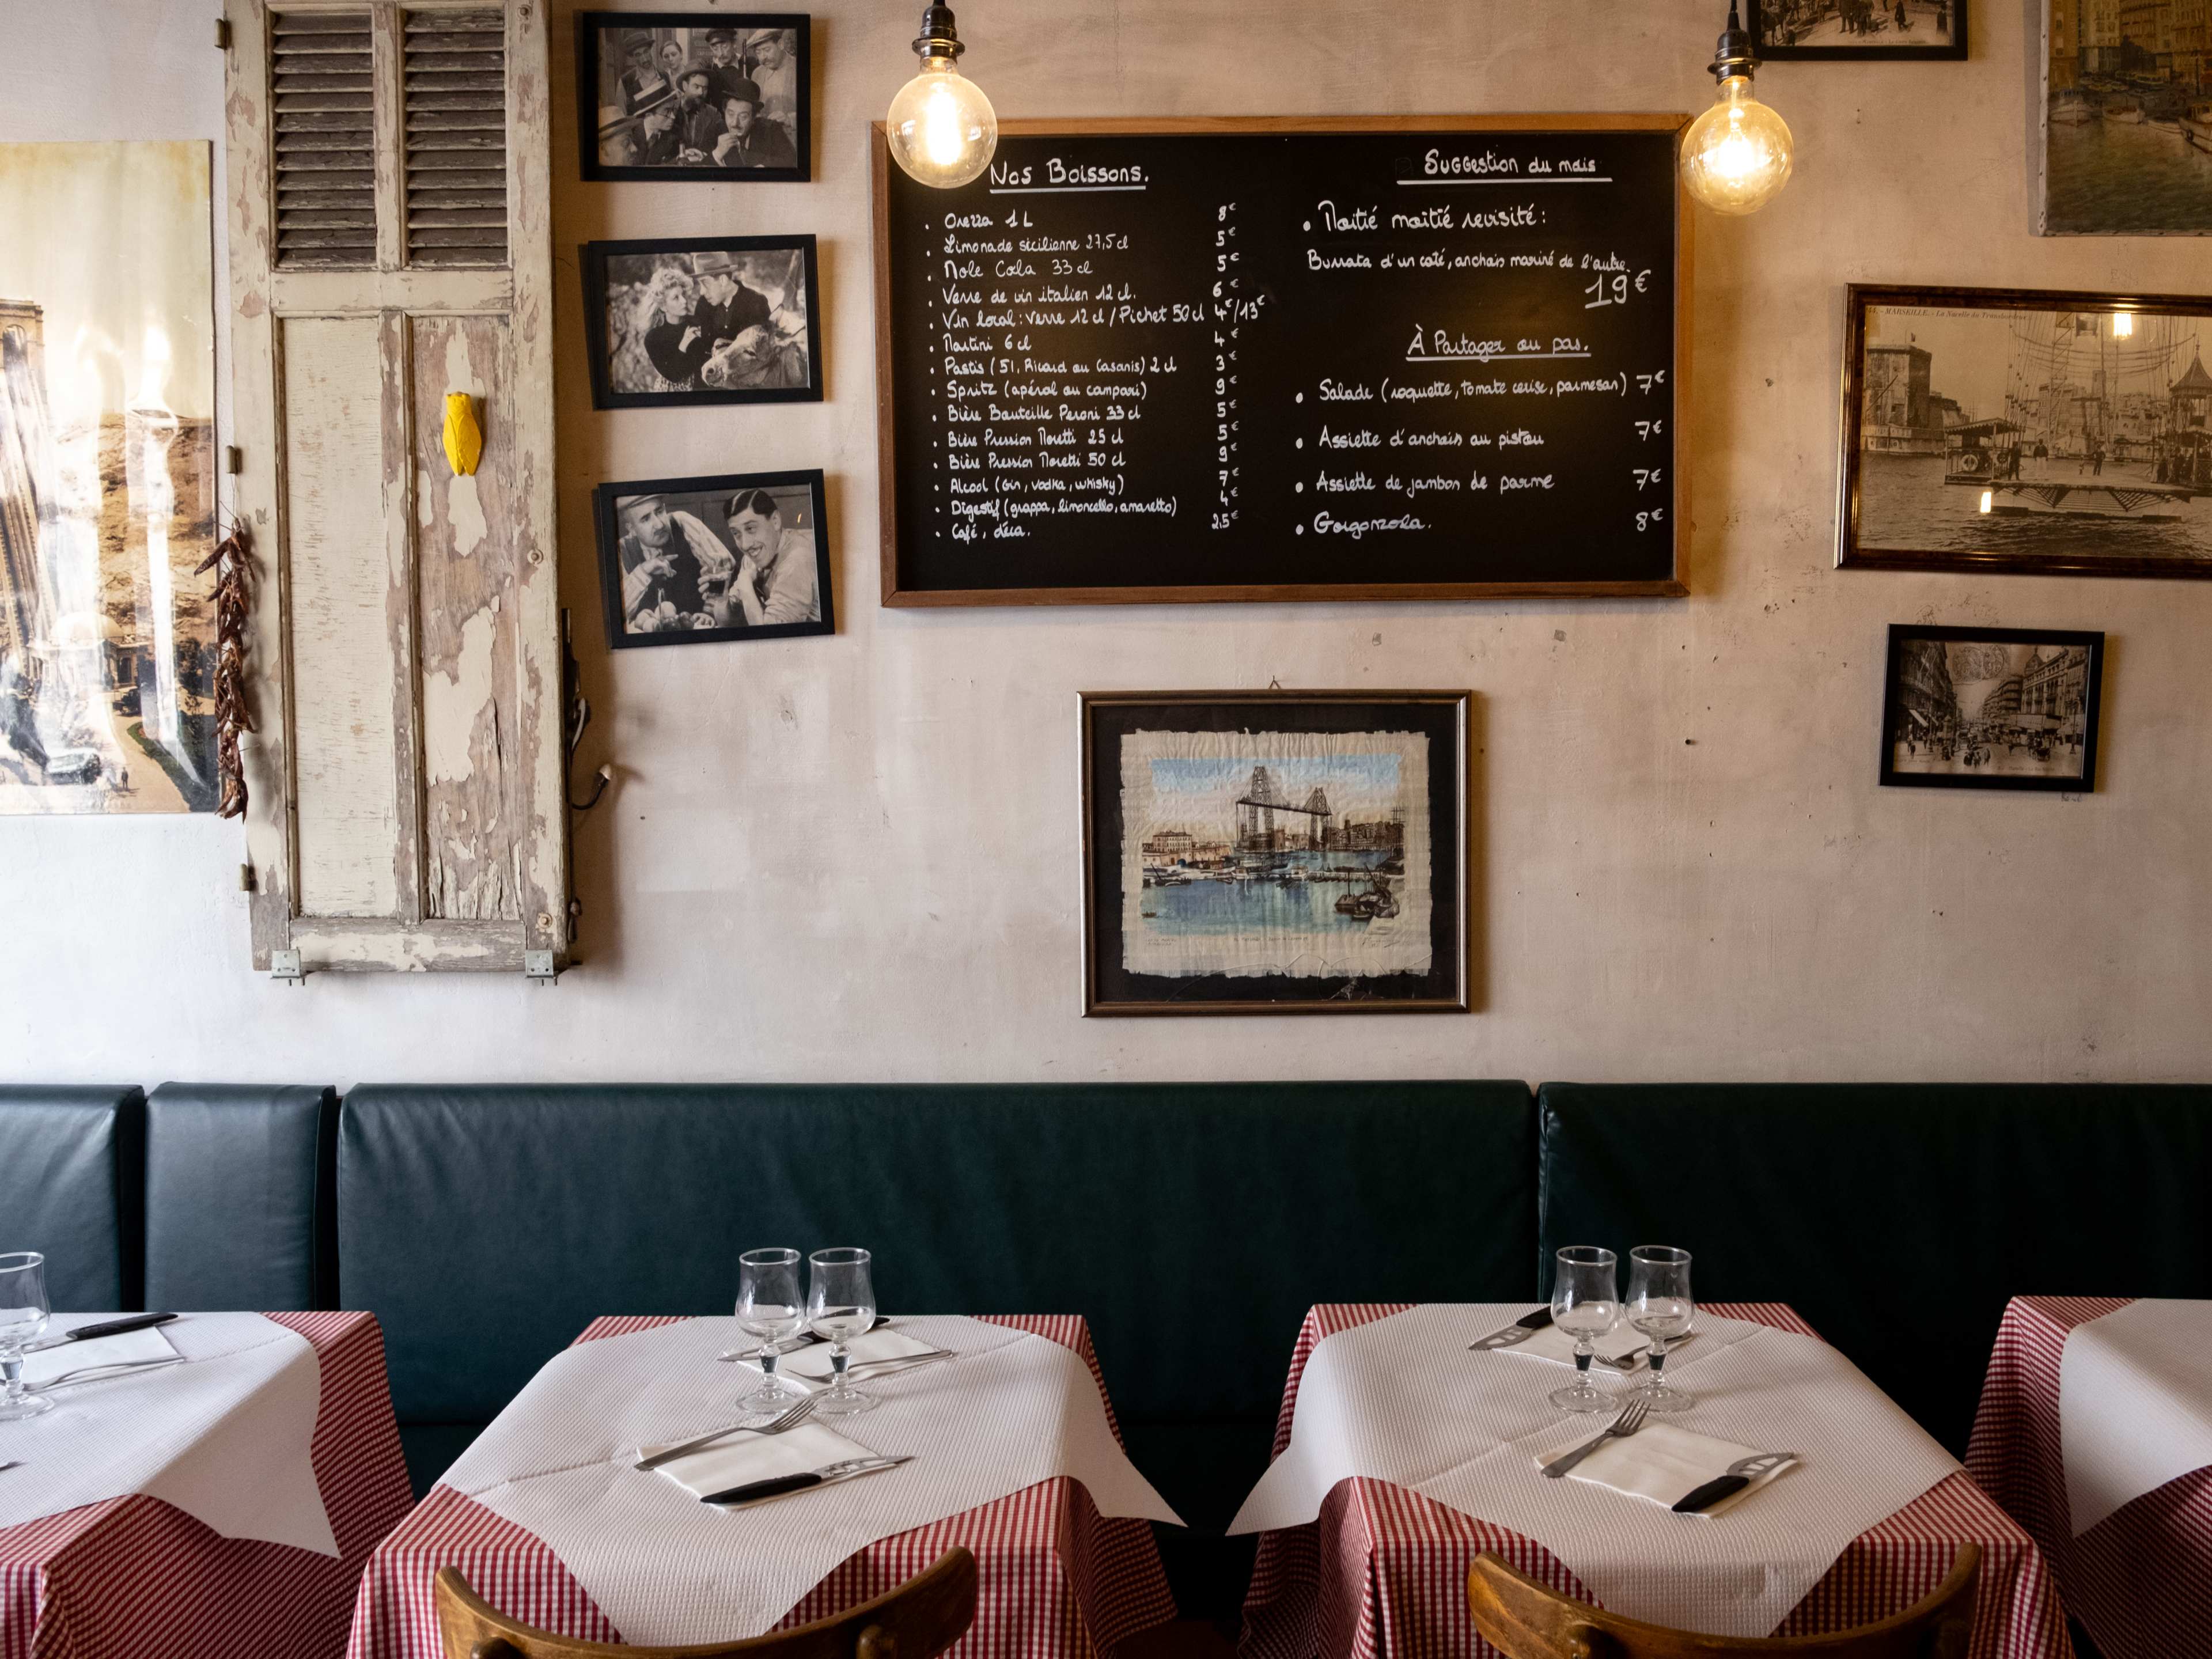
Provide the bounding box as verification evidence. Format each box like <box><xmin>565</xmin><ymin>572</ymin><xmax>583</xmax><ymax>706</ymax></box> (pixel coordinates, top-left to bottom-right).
<box><xmin>1</xmin><ymin>0</ymin><xmax>2206</xmax><ymax>1087</ymax></box>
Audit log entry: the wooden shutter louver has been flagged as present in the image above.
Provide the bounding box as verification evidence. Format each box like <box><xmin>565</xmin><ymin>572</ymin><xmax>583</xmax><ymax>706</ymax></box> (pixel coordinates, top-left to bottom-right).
<box><xmin>271</xmin><ymin>10</ymin><xmax>376</xmax><ymax>269</ymax></box>
<box><xmin>403</xmin><ymin>9</ymin><xmax>508</xmax><ymax>268</ymax></box>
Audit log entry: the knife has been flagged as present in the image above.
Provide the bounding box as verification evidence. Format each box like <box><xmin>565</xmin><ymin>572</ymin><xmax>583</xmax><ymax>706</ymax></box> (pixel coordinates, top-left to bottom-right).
<box><xmin>1469</xmin><ymin>1306</ymin><xmax>1554</xmax><ymax>1351</ymax></box>
<box><xmin>719</xmin><ymin>1315</ymin><xmax>893</xmax><ymax>1363</ymax></box>
<box><xmin>1671</xmin><ymin>1450</ymin><xmax>1798</xmax><ymax>1513</ymax></box>
<box><xmin>701</xmin><ymin>1455</ymin><xmax>912</xmax><ymax>1506</ymax></box>
<box><xmin>23</xmin><ymin>1312</ymin><xmax>177</xmax><ymax>1353</ymax></box>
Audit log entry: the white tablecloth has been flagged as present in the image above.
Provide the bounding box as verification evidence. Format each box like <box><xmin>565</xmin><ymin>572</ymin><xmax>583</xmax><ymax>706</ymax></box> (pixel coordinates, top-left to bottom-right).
<box><xmin>2059</xmin><ymin>1297</ymin><xmax>2212</xmax><ymax>1537</ymax></box>
<box><xmin>438</xmin><ymin>1313</ymin><xmax>1181</xmax><ymax>1644</ymax></box>
<box><xmin>1227</xmin><ymin>1303</ymin><xmax>1959</xmax><ymax>1637</ymax></box>
<box><xmin>0</xmin><ymin>1311</ymin><xmax>335</xmax><ymax>1555</ymax></box>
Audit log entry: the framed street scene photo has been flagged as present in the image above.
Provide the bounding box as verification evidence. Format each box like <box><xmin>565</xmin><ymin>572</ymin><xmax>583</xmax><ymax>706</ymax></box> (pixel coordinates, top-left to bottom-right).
<box><xmin>1880</xmin><ymin>626</ymin><xmax>2104</xmax><ymax>792</ymax></box>
<box><xmin>581</xmin><ymin>236</ymin><xmax>820</xmax><ymax>408</ymax></box>
<box><xmin>578</xmin><ymin>12</ymin><xmax>809</xmax><ymax>182</ymax></box>
<box><xmin>1079</xmin><ymin>691</ymin><xmax>1469</xmax><ymax>1016</ymax></box>
<box><xmin>1749</xmin><ymin>0</ymin><xmax>1965</xmax><ymax>58</ymax></box>
<box><xmin>2040</xmin><ymin>0</ymin><xmax>2210</xmax><ymax>234</ymax></box>
<box><xmin>592</xmin><ymin>469</ymin><xmax>833</xmax><ymax>649</ymax></box>
<box><xmin>1838</xmin><ymin>285</ymin><xmax>2212</xmax><ymax>579</ymax></box>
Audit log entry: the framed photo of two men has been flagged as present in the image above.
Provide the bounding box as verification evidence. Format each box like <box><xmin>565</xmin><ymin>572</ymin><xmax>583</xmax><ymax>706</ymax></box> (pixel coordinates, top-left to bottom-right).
<box><xmin>578</xmin><ymin>12</ymin><xmax>810</xmax><ymax>181</ymax></box>
<box><xmin>581</xmin><ymin>236</ymin><xmax>821</xmax><ymax>408</ymax></box>
<box><xmin>593</xmin><ymin>470</ymin><xmax>835</xmax><ymax>650</ymax></box>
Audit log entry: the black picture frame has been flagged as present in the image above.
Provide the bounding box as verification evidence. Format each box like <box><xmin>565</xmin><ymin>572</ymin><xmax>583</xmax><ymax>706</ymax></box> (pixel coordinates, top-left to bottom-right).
<box><xmin>1079</xmin><ymin>691</ymin><xmax>1470</xmax><ymax>1016</ymax></box>
<box><xmin>1748</xmin><ymin>0</ymin><xmax>1967</xmax><ymax>59</ymax></box>
<box><xmin>576</xmin><ymin>10</ymin><xmax>810</xmax><ymax>183</ymax></box>
<box><xmin>1836</xmin><ymin>283</ymin><xmax>2212</xmax><ymax>580</ymax></box>
<box><xmin>581</xmin><ymin>235</ymin><xmax>821</xmax><ymax>409</ymax></box>
<box><xmin>1878</xmin><ymin>625</ymin><xmax>2104</xmax><ymax>792</ymax></box>
<box><xmin>593</xmin><ymin>468</ymin><xmax>835</xmax><ymax>650</ymax></box>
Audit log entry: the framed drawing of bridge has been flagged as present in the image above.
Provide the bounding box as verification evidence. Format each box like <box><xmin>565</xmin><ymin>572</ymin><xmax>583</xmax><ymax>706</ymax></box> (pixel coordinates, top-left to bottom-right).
<box><xmin>1837</xmin><ymin>283</ymin><xmax>2212</xmax><ymax>580</ymax></box>
<box><xmin>1078</xmin><ymin>690</ymin><xmax>1470</xmax><ymax>1016</ymax></box>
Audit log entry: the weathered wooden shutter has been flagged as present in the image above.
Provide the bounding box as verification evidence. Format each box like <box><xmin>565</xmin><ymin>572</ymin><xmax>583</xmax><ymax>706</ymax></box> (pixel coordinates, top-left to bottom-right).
<box><xmin>225</xmin><ymin>0</ymin><xmax>565</xmax><ymax>975</ymax></box>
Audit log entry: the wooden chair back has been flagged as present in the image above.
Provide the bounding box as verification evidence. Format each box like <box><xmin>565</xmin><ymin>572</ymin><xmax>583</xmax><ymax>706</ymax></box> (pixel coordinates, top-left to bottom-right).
<box><xmin>434</xmin><ymin>1546</ymin><xmax>979</xmax><ymax>1659</ymax></box>
<box><xmin>1465</xmin><ymin>1544</ymin><xmax>1980</xmax><ymax>1659</ymax></box>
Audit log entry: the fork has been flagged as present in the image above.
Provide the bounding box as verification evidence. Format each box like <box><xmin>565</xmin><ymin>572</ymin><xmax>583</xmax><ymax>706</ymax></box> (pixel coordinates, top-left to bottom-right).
<box><xmin>633</xmin><ymin>1392</ymin><xmax>819</xmax><ymax>1472</ymax></box>
<box><xmin>1542</xmin><ymin>1395</ymin><xmax>1650</xmax><ymax>1479</ymax></box>
<box><xmin>29</xmin><ymin>1357</ymin><xmax>185</xmax><ymax>1393</ymax></box>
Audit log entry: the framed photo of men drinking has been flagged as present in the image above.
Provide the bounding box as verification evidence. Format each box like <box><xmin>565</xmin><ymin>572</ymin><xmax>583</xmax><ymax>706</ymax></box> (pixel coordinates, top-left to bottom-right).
<box><xmin>578</xmin><ymin>12</ymin><xmax>810</xmax><ymax>181</ymax></box>
<box><xmin>581</xmin><ymin>236</ymin><xmax>820</xmax><ymax>408</ymax></box>
<box><xmin>592</xmin><ymin>470</ymin><xmax>834</xmax><ymax>650</ymax></box>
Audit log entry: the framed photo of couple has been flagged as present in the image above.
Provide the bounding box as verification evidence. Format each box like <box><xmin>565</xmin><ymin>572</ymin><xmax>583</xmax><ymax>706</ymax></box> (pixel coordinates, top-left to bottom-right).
<box><xmin>592</xmin><ymin>469</ymin><xmax>835</xmax><ymax>650</ymax></box>
<box><xmin>580</xmin><ymin>236</ymin><xmax>821</xmax><ymax>408</ymax></box>
<box><xmin>578</xmin><ymin>11</ymin><xmax>810</xmax><ymax>182</ymax></box>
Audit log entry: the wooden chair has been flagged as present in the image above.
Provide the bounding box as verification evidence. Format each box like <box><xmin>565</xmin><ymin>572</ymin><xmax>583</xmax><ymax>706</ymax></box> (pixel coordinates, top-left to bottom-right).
<box><xmin>1465</xmin><ymin>1544</ymin><xmax>1980</xmax><ymax>1659</ymax></box>
<box><xmin>434</xmin><ymin>1547</ymin><xmax>978</xmax><ymax>1659</ymax></box>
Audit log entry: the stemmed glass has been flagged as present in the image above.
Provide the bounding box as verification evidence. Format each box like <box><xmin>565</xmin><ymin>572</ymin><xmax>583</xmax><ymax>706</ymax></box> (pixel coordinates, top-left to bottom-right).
<box><xmin>1627</xmin><ymin>1245</ymin><xmax>1696</xmax><ymax>1412</ymax></box>
<box><xmin>0</xmin><ymin>1252</ymin><xmax>55</xmax><ymax>1421</ymax></box>
<box><xmin>805</xmin><ymin>1247</ymin><xmax>878</xmax><ymax>1418</ymax></box>
<box><xmin>1547</xmin><ymin>1245</ymin><xmax>1621</xmax><ymax>1414</ymax></box>
<box><xmin>735</xmin><ymin>1248</ymin><xmax>808</xmax><ymax>1414</ymax></box>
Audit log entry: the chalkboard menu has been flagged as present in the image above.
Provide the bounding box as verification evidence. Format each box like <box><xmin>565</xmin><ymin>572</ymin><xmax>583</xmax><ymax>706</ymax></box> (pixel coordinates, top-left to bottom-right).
<box><xmin>870</xmin><ymin>116</ymin><xmax>1691</xmax><ymax>607</ymax></box>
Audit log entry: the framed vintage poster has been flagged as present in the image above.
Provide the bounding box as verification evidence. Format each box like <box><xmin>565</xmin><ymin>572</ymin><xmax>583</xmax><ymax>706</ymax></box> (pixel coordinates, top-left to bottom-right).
<box><xmin>1879</xmin><ymin>625</ymin><xmax>2104</xmax><ymax>791</ymax></box>
<box><xmin>592</xmin><ymin>468</ymin><xmax>833</xmax><ymax>649</ymax></box>
<box><xmin>580</xmin><ymin>236</ymin><xmax>821</xmax><ymax>408</ymax></box>
<box><xmin>577</xmin><ymin>11</ymin><xmax>810</xmax><ymax>183</ymax></box>
<box><xmin>1837</xmin><ymin>283</ymin><xmax>2212</xmax><ymax>579</ymax></box>
<box><xmin>1079</xmin><ymin>691</ymin><xmax>1470</xmax><ymax>1016</ymax></box>
<box><xmin>2040</xmin><ymin>0</ymin><xmax>2211</xmax><ymax>235</ymax></box>
<box><xmin>1</xmin><ymin>141</ymin><xmax>219</xmax><ymax>814</ymax></box>
<box><xmin>872</xmin><ymin>116</ymin><xmax>1692</xmax><ymax>606</ymax></box>
<box><xmin>1748</xmin><ymin>0</ymin><xmax>1966</xmax><ymax>60</ymax></box>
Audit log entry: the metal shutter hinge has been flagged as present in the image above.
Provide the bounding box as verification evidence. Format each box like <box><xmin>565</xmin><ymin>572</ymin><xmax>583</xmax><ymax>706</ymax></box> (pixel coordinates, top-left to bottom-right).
<box><xmin>215</xmin><ymin>17</ymin><xmax>231</xmax><ymax>49</ymax></box>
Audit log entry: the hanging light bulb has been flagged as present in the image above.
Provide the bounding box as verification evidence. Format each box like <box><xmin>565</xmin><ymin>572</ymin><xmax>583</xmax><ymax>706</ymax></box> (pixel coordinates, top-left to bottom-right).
<box><xmin>1680</xmin><ymin>1</ymin><xmax>1794</xmax><ymax>215</ymax></box>
<box><xmin>887</xmin><ymin>4</ymin><xmax>997</xmax><ymax>188</ymax></box>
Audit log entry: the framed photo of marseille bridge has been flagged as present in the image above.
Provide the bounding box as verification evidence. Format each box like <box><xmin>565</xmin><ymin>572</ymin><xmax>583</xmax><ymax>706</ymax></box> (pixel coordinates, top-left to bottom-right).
<box><xmin>1837</xmin><ymin>284</ymin><xmax>2212</xmax><ymax>581</ymax></box>
<box><xmin>1078</xmin><ymin>691</ymin><xmax>1469</xmax><ymax>1016</ymax></box>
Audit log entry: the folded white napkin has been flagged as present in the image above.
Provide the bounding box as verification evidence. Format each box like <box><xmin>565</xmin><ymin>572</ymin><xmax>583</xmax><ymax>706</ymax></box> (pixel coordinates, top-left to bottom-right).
<box><xmin>1536</xmin><ymin>1421</ymin><xmax>1797</xmax><ymax>1517</ymax></box>
<box><xmin>781</xmin><ymin>1328</ymin><xmax>942</xmax><ymax>1380</ymax></box>
<box><xmin>647</xmin><ymin>1419</ymin><xmax>885</xmax><ymax>1502</ymax></box>
<box><xmin>1493</xmin><ymin>1323</ymin><xmax>1657</xmax><ymax>1371</ymax></box>
<box><xmin>21</xmin><ymin>1324</ymin><xmax>179</xmax><ymax>1388</ymax></box>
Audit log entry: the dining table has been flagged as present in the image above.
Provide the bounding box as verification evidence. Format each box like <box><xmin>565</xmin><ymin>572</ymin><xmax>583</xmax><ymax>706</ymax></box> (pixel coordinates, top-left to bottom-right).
<box><xmin>1235</xmin><ymin>1302</ymin><xmax>2073</xmax><ymax>1659</ymax></box>
<box><xmin>345</xmin><ymin>1313</ymin><xmax>1180</xmax><ymax>1659</ymax></box>
<box><xmin>1965</xmin><ymin>1296</ymin><xmax>2212</xmax><ymax>1659</ymax></box>
<box><xmin>0</xmin><ymin>1310</ymin><xmax>413</xmax><ymax>1659</ymax></box>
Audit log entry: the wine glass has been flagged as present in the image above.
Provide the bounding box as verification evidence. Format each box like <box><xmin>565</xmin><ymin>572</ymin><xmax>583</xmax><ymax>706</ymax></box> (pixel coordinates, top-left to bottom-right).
<box><xmin>0</xmin><ymin>1252</ymin><xmax>55</xmax><ymax>1421</ymax></box>
<box><xmin>734</xmin><ymin>1247</ymin><xmax>808</xmax><ymax>1413</ymax></box>
<box><xmin>806</xmin><ymin>1247</ymin><xmax>877</xmax><ymax>1417</ymax></box>
<box><xmin>1627</xmin><ymin>1245</ymin><xmax>1696</xmax><ymax>1412</ymax></box>
<box><xmin>1547</xmin><ymin>1245</ymin><xmax>1620</xmax><ymax>1414</ymax></box>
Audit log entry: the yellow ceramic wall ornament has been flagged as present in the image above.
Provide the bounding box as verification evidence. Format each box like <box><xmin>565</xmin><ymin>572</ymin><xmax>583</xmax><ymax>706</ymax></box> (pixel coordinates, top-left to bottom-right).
<box><xmin>442</xmin><ymin>392</ymin><xmax>483</xmax><ymax>476</ymax></box>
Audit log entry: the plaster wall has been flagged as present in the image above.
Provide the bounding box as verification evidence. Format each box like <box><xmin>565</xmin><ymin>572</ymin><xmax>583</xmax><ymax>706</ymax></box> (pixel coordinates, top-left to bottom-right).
<box><xmin>1</xmin><ymin>0</ymin><xmax>2205</xmax><ymax>1086</ymax></box>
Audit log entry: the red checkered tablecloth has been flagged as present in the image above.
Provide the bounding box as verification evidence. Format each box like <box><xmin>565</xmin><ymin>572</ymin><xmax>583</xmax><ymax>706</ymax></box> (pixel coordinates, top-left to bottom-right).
<box><xmin>0</xmin><ymin>1312</ymin><xmax>414</xmax><ymax>1659</ymax></box>
<box><xmin>1965</xmin><ymin>1296</ymin><xmax>2212</xmax><ymax>1659</ymax></box>
<box><xmin>1240</xmin><ymin>1303</ymin><xmax>2072</xmax><ymax>1659</ymax></box>
<box><xmin>346</xmin><ymin>1314</ymin><xmax>1176</xmax><ymax>1659</ymax></box>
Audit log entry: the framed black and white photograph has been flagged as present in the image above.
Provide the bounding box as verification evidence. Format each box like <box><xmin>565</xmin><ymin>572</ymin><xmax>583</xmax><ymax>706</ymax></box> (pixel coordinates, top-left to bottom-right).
<box><xmin>592</xmin><ymin>469</ymin><xmax>833</xmax><ymax>649</ymax></box>
<box><xmin>1749</xmin><ymin>0</ymin><xmax>1965</xmax><ymax>59</ymax></box>
<box><xmin>1879</xmin><ymin>626</ymin><xmax>2104</xmax><ymax>792</ymax></box>
<box><xmin>581</xmin><ymin>236</ymin><xmax>820</xmax><ymax>408</ymax></box>
<box><xmin>1838</xmin><ymin>284</ymin><xmax>2212</xmax><ymax>580</ymax></box>
<box><xmin>577</xmin><ymin>12</ymin><xmax>809</xmax><ymax>182</ymax></box>
<box><xmin>1080</xmin><ymin>691</ymin><xmax>1470</xmax><ymax>1016</ymax></box>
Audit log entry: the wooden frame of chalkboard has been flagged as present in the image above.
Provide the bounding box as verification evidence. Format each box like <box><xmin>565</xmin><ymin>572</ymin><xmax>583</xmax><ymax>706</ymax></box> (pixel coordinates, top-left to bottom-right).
<box><xmin>872</xmin><ymin>116</ymin><xmax>1694</xmax><ymax>608</ymax></box>
<box><xmin>1078</xmin><ymin>690</ymin><xmax>1471</xmax><ymax>1016</ymax></box>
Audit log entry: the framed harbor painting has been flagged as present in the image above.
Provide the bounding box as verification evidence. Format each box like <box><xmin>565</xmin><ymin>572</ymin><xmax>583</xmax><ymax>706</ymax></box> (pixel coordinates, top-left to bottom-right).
<box><xmin>1078</xmin><ymin>691</ymin><xmax>1469</xmax><ymax>1016</ymax></box>
<box><xmin>1749</xmin><ymin>0</ymin><xmax>1965</xmax><ymax>60</ymax></box>
<box><xmin>1880</xmin><ymin>626</ymin><xmax>2103</xmax><ymax>792</ymax></box>
<box><xmin>1</xmin><ymin>141</ymin><xmax>220</xmax><ymax>814</ymax></box>
<box><xmin>1837</xmin><ymin>284</ymin><xmax>2212</xmax><ymax>579</ymax></box>
<box><xmin>2040</xmin><ymin>0</ymin><xmax>2212</xmax><ymax>234</ymax></box>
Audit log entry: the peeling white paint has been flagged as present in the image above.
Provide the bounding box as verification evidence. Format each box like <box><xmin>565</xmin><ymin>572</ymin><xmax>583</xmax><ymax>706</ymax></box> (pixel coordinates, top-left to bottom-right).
<box><xmin>422</xmin><ymin>598</ymin><xmax>501</xmax><ymax>786</ymax></box>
